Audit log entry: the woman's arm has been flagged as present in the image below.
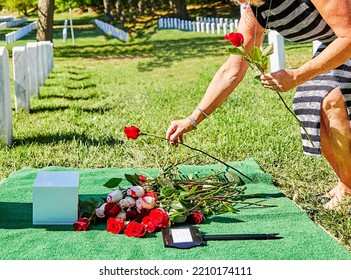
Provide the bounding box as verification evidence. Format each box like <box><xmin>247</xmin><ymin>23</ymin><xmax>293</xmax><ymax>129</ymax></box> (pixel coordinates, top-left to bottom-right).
<box><xmin>166</xmin><ymin>5</ymin><xmax>265</xmax><ymax>144</ymax></box>
<box><xmin>261</xmin><ymin>0</ymin><xmax>351</xmax><ymax>92</ymax></box>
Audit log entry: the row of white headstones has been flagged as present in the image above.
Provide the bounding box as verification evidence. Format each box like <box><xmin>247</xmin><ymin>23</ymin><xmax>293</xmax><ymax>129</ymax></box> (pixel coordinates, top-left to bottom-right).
<box><xmin>0</xmin><ymin>42</ymin><xmax>54</xmax><ymax>146</ymax></box>
<box><xmin>0</xmin><ymin>17</ymin><xmax>28</xmax><ymax>30</ymax></box>
<box><xmin>5</xmin><ymin>21</ymin><xmax>37</xmax><ymax>45</ymax></box>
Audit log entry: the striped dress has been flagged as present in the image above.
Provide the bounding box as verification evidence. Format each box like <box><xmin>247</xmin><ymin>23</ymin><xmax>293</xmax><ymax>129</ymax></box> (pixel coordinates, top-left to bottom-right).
<box><xmin>252</xmin><ymin>0</ymin><xmax>351</xmax><ymax>156</ymax></box>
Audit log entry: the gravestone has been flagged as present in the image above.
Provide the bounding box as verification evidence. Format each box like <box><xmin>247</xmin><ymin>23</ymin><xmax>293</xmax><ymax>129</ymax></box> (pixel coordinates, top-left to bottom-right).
<box><xmin>63</xmin><ymin>19</ymin><xmax>68</xmax><ymax>42</ymax></box>
<box><xmin>12</xmin><ymin>46</ymin><xmax>30</xmax><ymax>112</ymax></box>
<box><xmin>0</xmin><ymin>47</ymin><xmax>13</xmax><ymax>146</ymax></box>
<box><xmin>268</xmin><ymin>30</ymin><xmax>285</xmax><ymax>72</ymax></box>
<box><xmin>37</xmin><ymin>42</ymin><xmax>45</xmax><ymax>86</ymax></box>
<box><xmin>313</xmin><ymin>40</ymin><xmax>322</xmax><ymax>55</ymax></box>
<box><xmin>49</xmin><ymin>42</ymin><xmax>54</xmax><ymax>71</ymax></box>
<box><xmin>26</xmin><ymin>42</ymin><xmax>39</xmax><ymax>97</ymax></box>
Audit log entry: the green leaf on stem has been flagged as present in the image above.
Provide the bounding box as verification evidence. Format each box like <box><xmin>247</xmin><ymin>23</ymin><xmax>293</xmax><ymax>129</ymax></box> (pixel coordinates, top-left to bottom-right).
<box><xmin>251</xmin><ymin>46</ymin><xmax>263</xmax><ymax>63</ymax></box>
<box><xmin>262</xmin><ymin>43</ymin><xmax>274</xmax><ymax>57</ymax></box>
<box><xmin>103</xmin><ymin>178</ymin><xmax>123</xmax><ymax>188</ymax></box>
<box><xmin>169</xmin><ymin>212</ymin><xmax>187</xmax><ymax>223</ymax></box>
<box><xmin>225</xmin><ymin>171</ymin><xmax>244</xmax><ymax>186</ymax></box>
<box><xmin>228</xmin><ymin>47</ymin><xmax>245</xmax><ymax>57</ymax></box>
<box><xmin>160</xmin><ymin>186</ymin><xmax>176</xmax><ymax>197</ymax></box>
<box><xmin>157</xmin><ymin>177</ymin><xmax>174</xmax><ymax>188</ymax></box>
<box><xmin>125</xmin><ymin>174</ymin><xmax>141</xmax><ymax>185</ymax></box>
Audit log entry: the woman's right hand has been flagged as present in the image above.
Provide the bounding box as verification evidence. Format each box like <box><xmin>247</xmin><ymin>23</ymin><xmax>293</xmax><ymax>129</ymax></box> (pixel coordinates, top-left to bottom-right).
<box><xmin>166</xmin><ymin>118</ymin><xmax>195</xmax><ymax>146</ymax></box>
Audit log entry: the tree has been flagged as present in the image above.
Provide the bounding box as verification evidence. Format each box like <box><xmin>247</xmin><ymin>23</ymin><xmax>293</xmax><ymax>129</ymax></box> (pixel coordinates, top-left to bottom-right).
<box><xmin>37</xmin><ymin>0</ymin><xmax>55</xmax><ymax>42</ymax></box>
<box><xmin>172</xmin><ymin>0</ymin><xmax>189</xmax><ymax>19</ymax></box>
<box><xmin>1</xmin><ymin>0</ymin><xmax>36</xmax><ymax>16</ymax></box>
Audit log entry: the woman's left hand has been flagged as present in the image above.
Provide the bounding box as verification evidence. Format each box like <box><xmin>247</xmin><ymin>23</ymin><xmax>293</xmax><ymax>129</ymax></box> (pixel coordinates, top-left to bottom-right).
<box><xmin>260</xmin><ymin>69</ymin><xmax>299</xmax><ymax>92</ymax></box>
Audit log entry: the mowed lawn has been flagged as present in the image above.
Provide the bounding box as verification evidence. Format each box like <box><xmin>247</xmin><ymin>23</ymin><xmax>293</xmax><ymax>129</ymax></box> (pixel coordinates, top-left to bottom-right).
<box><xmin>1</xmin><ymin>11</ymin><xmax>350</xmax><ymax>250</ymax></box>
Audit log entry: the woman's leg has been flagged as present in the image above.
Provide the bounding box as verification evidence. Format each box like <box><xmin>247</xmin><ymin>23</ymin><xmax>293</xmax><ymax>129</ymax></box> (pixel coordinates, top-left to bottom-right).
<box><xmin>320</xmin><ymin>87</ymin><xmax>351</xmax><ymax>209</ymax></box>
<box><xmin>320</xmin><ymin>113</ymin><xmax>340</xmax><ymax>197</ymax></box>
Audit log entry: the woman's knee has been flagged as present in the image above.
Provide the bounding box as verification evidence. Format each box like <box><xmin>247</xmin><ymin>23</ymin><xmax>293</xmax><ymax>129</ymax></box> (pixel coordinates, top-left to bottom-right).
<box><xmin>321</xmin><ymin>87</ymin><xmax>347</xmax><ymax>119</ymax></box>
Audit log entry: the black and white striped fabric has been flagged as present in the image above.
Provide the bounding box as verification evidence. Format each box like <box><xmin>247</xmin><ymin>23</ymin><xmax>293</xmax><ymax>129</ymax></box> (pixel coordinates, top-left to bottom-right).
<box><xmin>252</xmin><ymin>0</ymin><xmax>351</xmax><ymax>156</ymax></box>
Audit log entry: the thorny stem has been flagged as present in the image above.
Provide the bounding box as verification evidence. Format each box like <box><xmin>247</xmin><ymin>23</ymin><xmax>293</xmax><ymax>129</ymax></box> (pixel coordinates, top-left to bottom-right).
<box><xmin>240</xmin><ymin>48</ymin><xmax>315</xmax><ymax>147</ymax></box>
<box><xmin>140</xmin><ymin>133</ymin><xmax>253</xmax><ymax>181</ymax></box>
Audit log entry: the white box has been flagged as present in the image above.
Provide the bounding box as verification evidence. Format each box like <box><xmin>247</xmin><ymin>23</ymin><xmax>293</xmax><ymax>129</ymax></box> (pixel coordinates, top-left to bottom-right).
<box><xmin>33</xmin><ymin>171</ymin><xmax>79</xmax><ymax>225</ymax></box>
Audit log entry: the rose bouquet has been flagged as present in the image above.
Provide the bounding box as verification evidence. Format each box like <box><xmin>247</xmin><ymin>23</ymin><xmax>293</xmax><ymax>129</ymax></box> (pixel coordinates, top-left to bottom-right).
<box><xmin>74</xmin><ymin>161</ymin><xmax>267</xmax><ymax>237</ymax></box>
<box><xmin>73</xmin><ymin>126</ymin><xmax>274</xmax><ymax>237</ymax></box>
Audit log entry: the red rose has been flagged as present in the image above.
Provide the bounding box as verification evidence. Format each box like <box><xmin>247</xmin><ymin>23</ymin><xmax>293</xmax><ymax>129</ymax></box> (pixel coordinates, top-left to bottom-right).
<box><xmin>149</xmin><ymin>208</ymin><xmax>170</xmax><ymax>228</ymax></box>
<box><xmin>224</xmin><ymin>32</ymin><xmax>244</xmax><ymax>47</ymax></box>
<box><xmin>124</xmin><ymin>221</ymin><xmax>146</xmax><ymax>237</ymax></box>
<box><xmin>73</xmin><ymin>218</ymin><xmax>90</xmax><ymax>231</ymax></box>
<box><xmin>142</xmin><ymin>216</ymin><xmax>158</xmax><ymax>233</ymax></box>
<box><xmin>187</xmin><ymin>211</ymin><xmax>205</xmax><ymax>224</ymax></box>
<box><xmin>144</xmin><ymin>191</ymin><xmax>158</xmax><ymax>202</ymax></box>
<box><xmin>104</xmin><ymin>203</ymin><xmax>121</xmax><ymax>218</ymax></box>
<box><xmin>124</xmin><ymin>126</ymin><xmax>140</xmax><ymax>140</ymax></box>
<box><xmin>138</xmin><ymin>174</ymin><xmax>147</xmax><ymax>184</ymax></box>
<box><xmin>126</xmin><ymin>208</ymin><xmax>141</xmax><ymax>221</ymax></box>
<box><xmin>106</xmin><ymin>218</ymin><xmax>125</xmax><ymax>234</ymax></box>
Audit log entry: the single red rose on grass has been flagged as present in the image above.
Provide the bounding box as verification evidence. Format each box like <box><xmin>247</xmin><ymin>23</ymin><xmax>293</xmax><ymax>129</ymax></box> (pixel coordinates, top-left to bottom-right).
<box><xmin>186</xmin><ymin>211</ymin><xmax>205</xmax><ymax>225</ymax></box>
<box><xmin>124</xmin><ymin>221</ymin><xmax>146</xmax><ymax>237</ymax></box>
<box><xmin>124</xmin><ymin>126</ymin><xmax>140</xmax><ymax>140</ymax></box>
<box><xmin>73</xmin><ymin>218</ymin><xmax>90</xmax><ymax>231</ymax></box>
<box><xmin>104</xmin><ymin>202</ymin><xmax>121</xmax><ymax>218</ymax></box>
<box><xmin>224</xmin><ymin>32</ymin><xmax>244</xmax><ymax>47</ymax></box>
<box><xmin>106</xmin><ymin>218</ymin><xmax>125</xmax><ymax>234</ymax></box>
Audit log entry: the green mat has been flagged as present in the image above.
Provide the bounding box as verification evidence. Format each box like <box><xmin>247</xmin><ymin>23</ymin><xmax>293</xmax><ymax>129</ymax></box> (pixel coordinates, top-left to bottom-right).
<box><xmin>0</xmin><ymin>158</ymin><xmax>350</xmax><ymax>260</ymax></box>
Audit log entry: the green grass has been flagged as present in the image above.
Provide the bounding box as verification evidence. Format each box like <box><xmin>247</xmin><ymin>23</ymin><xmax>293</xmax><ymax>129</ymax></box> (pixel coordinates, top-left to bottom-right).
<box><xmin>1</xmin><ymin>9</ymin><xmax>350</xmax><ymax>252</ymax></box>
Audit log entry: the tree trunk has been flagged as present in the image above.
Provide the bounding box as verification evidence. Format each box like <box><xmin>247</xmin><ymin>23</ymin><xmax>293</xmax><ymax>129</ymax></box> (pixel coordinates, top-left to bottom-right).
<box><xmin>173</xmin><ymin>0</ymin><xmax>189</xmax><ymax>20</ymax></box>
<box><xmin>103</xmin><ymin>0</ymin><xmax>112</xmax><ymax>19</ymax></box>
<box><xmin>37</xmin><ymin>0</ymin><xmax>55</xmax><ymax>42</ymax></box>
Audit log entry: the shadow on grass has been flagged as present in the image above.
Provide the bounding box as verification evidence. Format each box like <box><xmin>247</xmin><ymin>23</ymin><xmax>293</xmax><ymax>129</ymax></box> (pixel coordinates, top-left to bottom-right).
<box><xmin>30</xmin><ymin>104</ymin><xmax>70</xmax><ymax>113</ymax></box>
<box><xmin>54</xmin><ymin>35</ymin><xmax>228</xmax><ymax>72</ymax></box>
<box><xmin>39</xmin><ymin>92</ymin><xmax>99</xmax><ymax>101</ymax></box>
<box><xmin>13</xmin><ymin>132</ymin><xmax>124</xmax><ymax>147</ymax></box>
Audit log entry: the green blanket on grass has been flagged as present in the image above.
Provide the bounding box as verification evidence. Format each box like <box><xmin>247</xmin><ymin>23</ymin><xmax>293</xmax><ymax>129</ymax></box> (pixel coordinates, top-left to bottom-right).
<box><xmin>0</xmin><ymin>158</ymin><xmax>350</xmax><ymax>260</ymax></box>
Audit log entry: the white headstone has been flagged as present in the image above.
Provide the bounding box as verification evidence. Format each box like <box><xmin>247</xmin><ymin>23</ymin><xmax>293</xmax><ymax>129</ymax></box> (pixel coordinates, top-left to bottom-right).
<box><xmin>268</xmin><ymin>30</ymin><xmax>286</xmax><ymax>72</ymax></box>
<box><xmin>223</xmin><ymin>23</ymin><xmax>228</xmax><ymax>35</ymax></box>
<box><xmin>42</xmin><ymin>41</ymin><xmax>51</xmax><ymax>80</ymax></box>
<box><xmin>230</xmin><ymin>22</ymin><xmax>234</xmax><ymax>33</ymax></box>
<box><xmin>0</xmin><ymin>47</ymin><xmax>13</xmax><ymax>146</ymax></box>
<box><xmin>63</xmin><ymin>19</ymin><xmax>68</xmax><ymax>42</ymax></box>
<box><xmin>37</xmin><ymin>42</ymin><xmax>45</xmax><ymax>86</ymax></box>
<box><xmin>26</xmin><ymin>42</ymin><xmax>39</xmax><ymax>97</ymax></box>
<box><xmin>196</xmin><ymin>21</ymin><xmax>200</xmax><ymax>32</ymax></box>
<box><xmin>217</xmin><ymin>23</ymin><xmax>221</xmax><ymax>35</ymax></box>
<box><xmin>313</xmin><ymin>40</ymin><xmax>322</xmax><ymax>55</ymax></box>
<box><xmin>13</xmin><ymin>46</ymin><xmax>30</xmax><ymax>112</ymax></box>
<box><xmin>234</xmin><ymin>19</ymin><xmax>239</xmax><ymax>30</ymax></box>
<box><xmin>50</xmin><ymin>42</ymin><xmax>54</xmax><ymax>71</ymax></box>
<box><xmin>211</xmin><ymin>23</ymin><xmax>215</xmax><ymax>34</ymax></box>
